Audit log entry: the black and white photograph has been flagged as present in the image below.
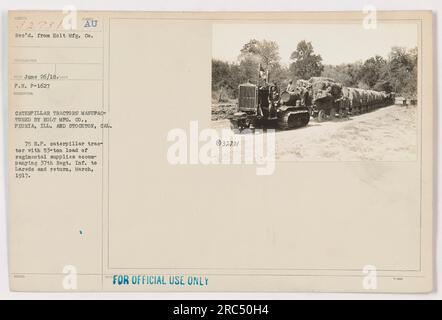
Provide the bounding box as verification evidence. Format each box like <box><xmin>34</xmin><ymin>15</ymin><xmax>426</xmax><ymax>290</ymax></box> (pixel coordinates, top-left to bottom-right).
<box><xmin>1</xmin><ymin>3</ymin><xmax>438</xmax><ymax>302</ymax></box>
<box><xmin>212</xmin><ymin>23</ymin><xmax>419</xmax><ymax>161</ymax></box>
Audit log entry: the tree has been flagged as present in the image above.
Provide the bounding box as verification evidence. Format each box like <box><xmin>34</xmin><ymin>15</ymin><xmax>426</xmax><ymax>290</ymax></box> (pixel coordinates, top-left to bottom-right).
<box><xmin>238</xmin><ymin>57</ymin><xmax>260</xmax><ymax>84</ymax></box>
<box><xmin>212</xmin><ymin>41</ymin><xmax>418</xmax><ymax>102</ymax></box>
<box><xmin>237</xmin><ymin>39</ymin><xmax>287</xmax><ymax>87</ymax></box>
<box><xmin>322</xmin><ymin>62</ymin><xmax>363</xmax><ymax>87</ymax></box>
<box><xmin>384</xmin><ymin>46</ymin><xmax>418</xmax><ymax>97</ymax></box>
<box><xmin>289</xmin><ymin>40</ymin><xmax>324</xmax><ymax>80</ymax></box>
<box><xmin>269</xmin><ymin>64</ymin><xmax>290</xmax><ymax>88</ymax></box>
<box><xmin>359</xmin><ymin>55</ymin><xmax>387</xmax><ymax>88</ymax></box>
<box><xmin>211</xmin><ymin>59</ymin><xmax>244</xmax><ymax>101</ymax></box>
<box><xmin>373</xmin><ymin>80</ymin><xmax>393</xmax><ymax>93</ymax></box>
<box><xmin>321</xmin><ymin>46</ymin><xmax>417</xmax><ymax>97</ymax></box>
<box><xmin>238</xmin><ymin>39</ymin><xmax>281</xmax><ymax>70</ymax></box>
<box><xmin>212</xmin><ymin>59</ymin><xmax>231</xmax><ymax>91</ymax></box>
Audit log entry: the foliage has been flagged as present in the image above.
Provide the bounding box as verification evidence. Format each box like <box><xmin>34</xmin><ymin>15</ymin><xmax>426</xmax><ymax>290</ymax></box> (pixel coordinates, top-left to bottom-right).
<box><xmin>239</xmin><ymin>39</ymin><xmax>281</xmax><ymax>70</ymax></box>
<box><xmin>323</xmin><ymin>47</ymin><xmax>417</xmax><ymax>97</ymax></box>
<box><xmin>289</xmin><ymin>40</ymin><xmax>324</xmax><ymax>80</ymax></box>
<box><xmin>212</xmin><ymin>39</ymin><xmax>418</xmax><ymax>100</ymax></box>
<box><xmin>321</xmin><ymin>62</ymin><xmax>363</xmax><ymax>87</ymax></box>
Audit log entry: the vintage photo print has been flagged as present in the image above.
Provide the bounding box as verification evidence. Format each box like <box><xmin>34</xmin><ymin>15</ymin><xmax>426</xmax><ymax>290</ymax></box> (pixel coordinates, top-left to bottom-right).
<box><xmin>7</xmin><ymin>10</ymin><xmax>433</xmax><ymax>293</ymax></box>
<box><xmin>211</xmin><ymin>22</ymin><xmax>419</xmax><ymax>161</ymax></box>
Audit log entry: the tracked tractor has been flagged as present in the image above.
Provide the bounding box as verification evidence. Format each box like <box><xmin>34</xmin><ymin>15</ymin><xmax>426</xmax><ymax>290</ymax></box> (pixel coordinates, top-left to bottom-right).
<box><xmin>229</xmin><ymin>82</ymin><xmax>311</xmax><ymax>131</ymax></box>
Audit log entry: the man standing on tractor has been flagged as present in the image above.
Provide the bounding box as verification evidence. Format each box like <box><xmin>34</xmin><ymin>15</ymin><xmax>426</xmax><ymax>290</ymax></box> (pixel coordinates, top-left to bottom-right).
<box><xmin>286</xmin><ymin>80</ymin><xmax>294</xmax><ymax>92</ymax></box>
<box><xmin>270</xmin><ymin>82</ymin><xmax>280</xmax><ymax>101</ymax></box>
<box><xmin>268</xmin><ymin>82</ymin><xmax>280</xmax><ymax>119</ymax></box>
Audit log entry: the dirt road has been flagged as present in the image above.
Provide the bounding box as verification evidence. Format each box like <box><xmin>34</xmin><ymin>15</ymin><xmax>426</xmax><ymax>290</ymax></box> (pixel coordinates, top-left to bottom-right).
<box><xmin>212</xmin><ymin>104</ymin><xmax>417</xmax><ymax>161</ymax></box>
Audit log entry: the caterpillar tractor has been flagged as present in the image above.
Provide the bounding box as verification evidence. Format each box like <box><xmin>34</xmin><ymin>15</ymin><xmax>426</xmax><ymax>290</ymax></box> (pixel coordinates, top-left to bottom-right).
<box><xmin>229</xmin><ymin>82</ymin><xmax>311</xmax><ymax>131</ymax></box>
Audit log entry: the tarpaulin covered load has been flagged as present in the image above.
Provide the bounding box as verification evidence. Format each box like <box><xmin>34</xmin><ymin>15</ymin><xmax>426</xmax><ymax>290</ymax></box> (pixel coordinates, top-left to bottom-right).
<box><xmin>342</xmin><ymin>87</ymin><xmax>356</xmax><ymax>107</ymax></box>
<box><xmin>377</xmin><ymin>91</ymin><xmax>388</xmax><ymax>102</ymax></box>
<box><xmin>281</xmin><ymin>79</ymin><xmax>312</xmax><ymax>106</ymax></box>
<box><xmin>308</xmin><ymin>77</ymin><xmax>343</xmax><ymax>103</ymax></box>
<box><xmin>343</xmin><ymin>87</ymin><xmax>390</xmax><ymax>109</ymax></box>
<box><xmin>349</xmin><ymin>87</ymin><xmax>362</xmax><ymax>107</ymax></box>
<box><xmin>367</xmin><ymin>90</ymin><xmax>375</xmax><ymax>104</ymax></box>
<box><xmin>296</xmin><ymin>79</ymin><xmax>311</xmax><ymax>89</ymax></box>
<box><xmin>355</xmin><ymin>88</ymin><xmax>368</xmax><ymax>105</ymax></box>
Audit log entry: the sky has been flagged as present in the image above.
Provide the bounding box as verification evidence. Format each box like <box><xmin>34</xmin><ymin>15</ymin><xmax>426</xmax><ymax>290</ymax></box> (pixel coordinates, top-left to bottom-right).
<box><xmin>212</xmin><ymin>22</ymin><xmax>418</xmax><ymax>66</ymax></box>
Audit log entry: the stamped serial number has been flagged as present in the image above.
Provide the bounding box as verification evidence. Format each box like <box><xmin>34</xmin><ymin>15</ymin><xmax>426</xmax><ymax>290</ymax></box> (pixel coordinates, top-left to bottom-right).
<box><xmin>217</xmin><ymin>304</ymin><xmax>269</xmax><ymax>315</ymax></box>
<box><xmin>216</xmin><ymin>139</ymin><xmax>240</xmax><ymax>147</ymax></box>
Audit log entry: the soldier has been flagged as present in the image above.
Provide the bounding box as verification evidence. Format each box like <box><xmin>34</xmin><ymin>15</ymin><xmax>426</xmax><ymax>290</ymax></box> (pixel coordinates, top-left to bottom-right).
<box><xmin>268</xmin><ymin>83</ymin><xmax>279</xmax><ymax>119</ymax></box>
<box><xmin>271</xmin><ymin>82</ymin><xmax>280</xmax><ymax>101</ymax></box>
<box><xmin>299</xmin><ymin>86</ymin><xmax>309</xmax><ymax>106</ymax></box>
<box><xmin>286</xmin><ymin>80</ymin><xmax>294</xmax><ymax>92</ymax></box>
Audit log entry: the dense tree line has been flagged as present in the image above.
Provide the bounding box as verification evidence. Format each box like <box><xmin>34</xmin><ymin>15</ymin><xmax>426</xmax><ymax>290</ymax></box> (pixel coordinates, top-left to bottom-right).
<box><xmin>212</xmin><ymin>39</ymin><xmax>417</xmax><ymax>102</ymax></box>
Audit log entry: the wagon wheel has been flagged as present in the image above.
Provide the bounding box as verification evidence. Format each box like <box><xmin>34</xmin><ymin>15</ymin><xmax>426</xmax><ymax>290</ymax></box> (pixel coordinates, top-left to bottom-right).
<box><xmin>317</xmin><ymin>110</ymin><xmax>326</xmax><ymax>122</ymax></box>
